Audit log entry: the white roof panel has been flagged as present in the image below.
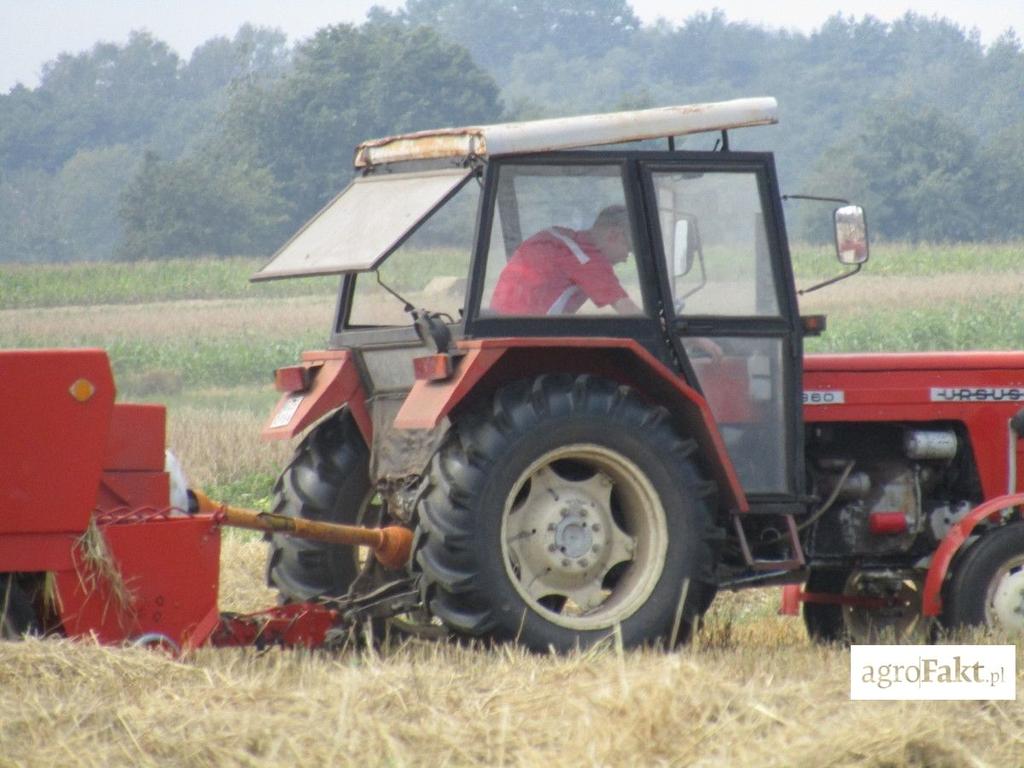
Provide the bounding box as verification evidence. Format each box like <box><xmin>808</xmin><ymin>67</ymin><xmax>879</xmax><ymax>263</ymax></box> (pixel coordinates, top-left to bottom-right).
<box><xmin>355</xmin><ymin>97</ymin><xmax>778</xmax><ymax>167</ymax></box>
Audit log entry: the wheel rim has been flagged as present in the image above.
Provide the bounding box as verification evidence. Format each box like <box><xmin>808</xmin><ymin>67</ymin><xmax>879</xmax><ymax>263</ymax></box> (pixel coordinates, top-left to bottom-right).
<box><xmin>842</xmin><ymin>571</ymin><xmax>932</xmax><ymax>643</ymax></box>
<box><xmin>986</xmin><ymin>554</ymin><xmax>1024</xmax><ymax>631</ymax></box>
<box><xmin>500</xmin><ymin>443</ymin><xmax>668</xmax><ymax>631</ymax></box>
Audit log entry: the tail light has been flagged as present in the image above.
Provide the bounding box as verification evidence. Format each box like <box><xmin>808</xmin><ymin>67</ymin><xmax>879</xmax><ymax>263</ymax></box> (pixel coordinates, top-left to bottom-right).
<box><xmin>413</xmin><ymin>354</ymin><xmax>454</xmax><ymax>382</ymax></box>
<box><xmin>275</xmin><ymin>365</ymin><xmax>314</xmax><ymax>393</ymax></box>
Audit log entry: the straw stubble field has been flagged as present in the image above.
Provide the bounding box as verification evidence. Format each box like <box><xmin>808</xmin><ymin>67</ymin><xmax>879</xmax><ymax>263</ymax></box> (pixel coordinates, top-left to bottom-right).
<box><xmin>2</xmin><ymin>246</ymin><xmax>1023</xmax><ymax>767</ymax></box>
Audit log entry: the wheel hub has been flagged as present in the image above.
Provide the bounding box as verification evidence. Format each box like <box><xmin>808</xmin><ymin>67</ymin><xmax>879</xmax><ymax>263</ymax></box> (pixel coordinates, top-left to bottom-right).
<box><xmin>555</xmin><ymin>514</ymin><xmax>593</xmax><ymax>559</ymax></box>
<box><xmin>842</xmin><ymin>571</ymin><xmax>932</xmax><ymax>643</ymax></box>
<box><xmin>525</xmin><ymin>493</ymin><xmax>609</xmax><ymax>579</ymax></box>
<box><xmin>990</xmin><ymin>567</ymin><xmax>1024</xmax><ymax>630</ymax></box>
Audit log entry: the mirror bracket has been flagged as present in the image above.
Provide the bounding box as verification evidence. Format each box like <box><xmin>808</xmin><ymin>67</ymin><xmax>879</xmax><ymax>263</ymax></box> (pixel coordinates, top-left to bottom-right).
<box><xmin>797</xmin><ymin>263</ymin><xmax>862</xmax><ymax>296</ymax></box>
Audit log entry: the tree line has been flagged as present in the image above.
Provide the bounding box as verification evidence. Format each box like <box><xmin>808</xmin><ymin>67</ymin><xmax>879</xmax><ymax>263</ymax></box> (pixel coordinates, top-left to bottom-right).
<box><xmin>2</xmin><ymin>1</ymin><xmax>1023</xmax><ymax>263</ymax></box>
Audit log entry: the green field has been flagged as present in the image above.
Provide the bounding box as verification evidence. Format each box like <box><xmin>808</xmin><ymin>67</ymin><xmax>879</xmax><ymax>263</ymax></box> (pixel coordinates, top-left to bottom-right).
<box><xmin>2</xmin><ymin>243</ymin><xmax>1021</xmax><ymax>506</ymax></box>
<box><xmin>0</xmin><ymin>257</ymin><xmax>337</xmax><ymax>309</ymax></box>
<box><xmin>789</xmin><ymin>240</ymin><xmax>1024</xmax><ymax>278</ymax></box>
<box><xmin>4</xmin><ymin>240</ymin><xmax>1021</xmax><ymax>309</ymax></box>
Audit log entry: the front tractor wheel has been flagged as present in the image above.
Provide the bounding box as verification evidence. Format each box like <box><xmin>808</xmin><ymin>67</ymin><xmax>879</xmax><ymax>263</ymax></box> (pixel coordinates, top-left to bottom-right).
<box><xmin>944</xmin><ymin>521</ymin><xmax>1024</xmax><ymax>633</ymax></box>
<box><xmin>803</xmin><ymin>569</ymin><xmax>932</xmax><ymax>644</ymax></box>
<box><xmin>415</xmin><ymin>375</ymin><xmax>718</xmax><ymax>652</ymax></box>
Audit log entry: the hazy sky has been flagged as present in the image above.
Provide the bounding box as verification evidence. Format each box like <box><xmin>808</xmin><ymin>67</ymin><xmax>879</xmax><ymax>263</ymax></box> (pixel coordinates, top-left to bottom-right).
<box><xmin>2</xmin><ymin>1</ymin><xmax>1020</xmax><ymax>91</ymax></box>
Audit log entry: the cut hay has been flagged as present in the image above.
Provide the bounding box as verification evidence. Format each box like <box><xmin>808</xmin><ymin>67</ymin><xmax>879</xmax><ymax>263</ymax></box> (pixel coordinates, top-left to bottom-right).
<box><xmin>2</xmin><ymin>632</ymin><xmax>1021</xmax><ymax>767</ymax></box>
<box><xmin>71</xmin><ymin>519</ymin><xmax>135</xmax><ymax>623</ymax></box>
<box><xmin>3</xmin><ymin>535</ymin><xmax>1021</xmax><ymax>767</ymax></box>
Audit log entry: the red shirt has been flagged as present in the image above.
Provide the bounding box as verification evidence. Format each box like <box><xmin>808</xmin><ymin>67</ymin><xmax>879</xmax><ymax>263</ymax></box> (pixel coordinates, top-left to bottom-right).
<box><xmin>490</xmin><ymin>228</ymin><xmax>628</xmax><ymax>315</ymax></box>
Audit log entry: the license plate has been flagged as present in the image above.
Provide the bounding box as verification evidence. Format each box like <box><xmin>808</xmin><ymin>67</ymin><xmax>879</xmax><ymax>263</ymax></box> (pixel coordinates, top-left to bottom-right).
<box><xmin>270</xmin><ymin>394</ymin><xmax>304</xmax><ymax>428</ymax></box>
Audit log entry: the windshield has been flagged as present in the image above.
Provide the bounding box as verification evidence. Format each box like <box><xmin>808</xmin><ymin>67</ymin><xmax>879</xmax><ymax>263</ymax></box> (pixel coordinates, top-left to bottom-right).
<box><xmin>253</xmin><ymin>168</ymin><xmax>472</xmax><ymax>281</ymax></box>
<box><xmin>653</xmin><ymin>170</ymin><xmax>779</xmax><ymax>317</ymax></box>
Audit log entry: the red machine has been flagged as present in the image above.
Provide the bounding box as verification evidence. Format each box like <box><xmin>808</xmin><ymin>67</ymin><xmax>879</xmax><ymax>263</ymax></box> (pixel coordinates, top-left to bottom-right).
<box><xmin>0</xmin><ymin>349</ymin><xmax>408</xmax><ymax>649</ymax></box>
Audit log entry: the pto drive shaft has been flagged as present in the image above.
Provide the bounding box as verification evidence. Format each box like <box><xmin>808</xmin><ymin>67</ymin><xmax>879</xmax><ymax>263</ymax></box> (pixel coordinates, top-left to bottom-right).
<box><xmin>189</xmin><ymin>490</ymin><xmax>413</xmax><ymax>570</ymax></box>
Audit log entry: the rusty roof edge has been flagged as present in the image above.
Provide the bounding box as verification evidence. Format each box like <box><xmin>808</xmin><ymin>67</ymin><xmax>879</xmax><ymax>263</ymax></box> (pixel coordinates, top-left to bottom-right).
<box><xmin>354</xmin><ymin>131</ymin><xmax>483</xmax><ymax>168</ymax></box>
<box><xmin>354</xmin><ymin>97</ymin><xmax>778</xmax><ymax>168</ymax></box>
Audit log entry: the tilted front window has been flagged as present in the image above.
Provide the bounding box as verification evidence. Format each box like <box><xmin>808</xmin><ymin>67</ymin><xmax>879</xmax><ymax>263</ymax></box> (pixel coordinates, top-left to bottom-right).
<box><xmin>347</xmin><ymin>174</ymin><xmax>481</xmax><ymax>327</ymax></box>
<box><xmin>653</xmin><ymin>170</ymin><xmax>779</xmax><ymax>317</ymax></box>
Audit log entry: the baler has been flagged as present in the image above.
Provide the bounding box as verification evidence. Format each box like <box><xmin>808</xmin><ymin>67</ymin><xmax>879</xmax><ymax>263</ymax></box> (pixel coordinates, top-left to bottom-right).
<box><xmin>0</xmin><ymin>348</ymin><xmax>410</xmax><ymax>650</ymax></box>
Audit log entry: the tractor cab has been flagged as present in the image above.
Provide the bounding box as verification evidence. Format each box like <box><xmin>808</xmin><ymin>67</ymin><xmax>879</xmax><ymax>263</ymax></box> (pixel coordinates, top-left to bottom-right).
<box><xmin>255</xmin><ymin>98</ymin><xmax>863</xmax><ymax>514</ymax></box>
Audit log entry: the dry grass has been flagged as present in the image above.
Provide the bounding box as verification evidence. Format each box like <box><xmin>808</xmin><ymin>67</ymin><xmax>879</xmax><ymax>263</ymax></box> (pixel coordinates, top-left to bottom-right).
<box><xmin>2</xmin><ymin>536</ymin><xmax>1019</xmax><ymax>767</ymax></box>
<box><xmin>218</xmin><ymin>533</ymin><xmax>278</xmax><ymax>614</ymax></box>
<box><xmin>798</xmin><ymin>271</ymin><xmax>1024</xmax><ymax>314</ymax></box>
<box><xmin>2</xmin><ymin>616</ymin><xmax>1021</xmax><ymax>767</ymax></box>
<box><xmin>167</xmin><ymin>406</ymin><xmax>292</xmax><ymax>491</ymax></box>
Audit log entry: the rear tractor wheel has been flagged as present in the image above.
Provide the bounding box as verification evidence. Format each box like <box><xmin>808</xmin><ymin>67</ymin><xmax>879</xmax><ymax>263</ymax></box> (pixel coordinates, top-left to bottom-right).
<box><xmin>415</xmin><ymin>374</ymin><xmax>719</xmax><ymax>652</ymax></box>
<box><xmin>266</xmin><ymin>411</ymin><xmax>376</xmax><ymax>602</ymax></box>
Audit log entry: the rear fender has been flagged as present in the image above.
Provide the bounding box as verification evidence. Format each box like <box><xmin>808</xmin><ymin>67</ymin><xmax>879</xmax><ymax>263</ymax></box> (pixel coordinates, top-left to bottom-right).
<box><xmin>395</xmin><ymin>338</ymin><xmax>748</xmax><ymax>513</ymax></box>
<box><xmin>262</xmin><ymin>350</ymin><xmax>371</xmax><ymax>443</ymax></box>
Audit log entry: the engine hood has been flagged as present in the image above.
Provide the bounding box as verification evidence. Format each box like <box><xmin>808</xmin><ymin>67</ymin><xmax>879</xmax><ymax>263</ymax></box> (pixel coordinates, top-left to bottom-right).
<box><xmin>805</xmin><ymin>351</ymin><xmax>1024</xmax><ymax>373</ymax></box>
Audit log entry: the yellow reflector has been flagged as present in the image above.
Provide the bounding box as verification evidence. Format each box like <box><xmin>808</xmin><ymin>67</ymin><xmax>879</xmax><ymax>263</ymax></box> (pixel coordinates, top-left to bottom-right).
<box><xmin>69</xmin><ymin>378</ymin><xmax>96</xmax><ymax>402</ymax></box>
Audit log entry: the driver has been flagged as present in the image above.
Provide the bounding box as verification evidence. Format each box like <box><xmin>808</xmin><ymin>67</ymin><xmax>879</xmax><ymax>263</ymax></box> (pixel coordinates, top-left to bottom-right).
<box><xmin>490</xmin><ymin>204</ymin><xmax>641</xmax><ymax>316</ymax></box>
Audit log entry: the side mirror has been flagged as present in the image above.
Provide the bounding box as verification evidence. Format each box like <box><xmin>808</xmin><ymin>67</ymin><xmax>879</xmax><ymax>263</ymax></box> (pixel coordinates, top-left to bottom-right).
<box><xmin>834</xmin><ymin>205</ymin><xmax>868</xmax><ymax>265</ymax></box>
<box><xmin>673</xmin><ymin>214</ymin><xmax>700</xmax><ymax>276</ymax></box>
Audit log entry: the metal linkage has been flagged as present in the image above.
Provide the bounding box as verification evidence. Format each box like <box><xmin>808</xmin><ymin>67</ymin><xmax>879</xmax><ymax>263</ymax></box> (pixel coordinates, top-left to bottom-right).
<box><xmin>212</xmin><ymin>604</ymin><xmax>340</xmax><ymax>649</ymax></box>
<box><xmin>190</xmin><ymin>490</ymin><xmax>414</xmax><ymax>570</ymax></box>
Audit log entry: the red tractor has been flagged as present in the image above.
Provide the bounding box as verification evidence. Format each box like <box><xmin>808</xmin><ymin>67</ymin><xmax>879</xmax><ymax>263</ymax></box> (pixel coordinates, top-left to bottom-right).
<box><xmin>4</xmin><ymin>99</ymin><xmax>1023</xmax><ymax>652</ymax></box>
<box><xmin>250</xmin><ymin>97</ymin><xmax>1024</xmax><ymax>650</ymax></box>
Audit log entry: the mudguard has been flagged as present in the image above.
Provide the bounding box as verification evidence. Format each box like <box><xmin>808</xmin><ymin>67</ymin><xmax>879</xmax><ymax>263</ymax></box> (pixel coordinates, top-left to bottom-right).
<box><xmin>262</xmin><ymin>350</ymin><xmax>372</xmax><ymax>443</ymax></box>
<box><xmin>921</xmin><ymin>491</ymin><xmax>1024</xmax><ymax>616</ymax></box>
<box><xmin>395</xmin><ymin>337</ymin><xmax>749</xmax><ymax>514</ymax></box>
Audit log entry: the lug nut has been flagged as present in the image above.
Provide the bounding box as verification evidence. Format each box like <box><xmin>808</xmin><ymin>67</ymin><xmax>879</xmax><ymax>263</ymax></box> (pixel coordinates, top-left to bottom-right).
<box><xmin>562</xmin><ymin>559</ymin><xmax>571</xmax><ymax>567</ymax></box>
<box><xmin>548</xmin><ymin>544</ymin><xmax>558</xmax><ymax>553</ymax></box>
<box><xmin>579</xmin><ymin>559</ymin><xmax>589</xmax><ymax>568</ymax></box>
<box><xmin>592</xmin><ymin>524</ymin><xmax>600</xmax><ymax>532</ymax></box>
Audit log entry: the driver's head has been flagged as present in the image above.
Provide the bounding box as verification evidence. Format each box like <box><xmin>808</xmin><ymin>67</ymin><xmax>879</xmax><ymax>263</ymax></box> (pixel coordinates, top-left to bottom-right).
<box><xmin>590</xmin><ymin>205</ymin><xmax>631</xmax><ymax>264</ymax></box>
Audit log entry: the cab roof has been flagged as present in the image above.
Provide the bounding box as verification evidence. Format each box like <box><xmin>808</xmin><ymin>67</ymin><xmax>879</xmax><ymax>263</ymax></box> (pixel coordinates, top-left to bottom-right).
<box><xmin>353</xmin><ymin>97</ymin><xmax>778</xmax><ymax>168</ymax></box>
<box><xmin>253</xmin><ymin>97</ymin><xmax>780</xmax><ymax>282</ymax></box>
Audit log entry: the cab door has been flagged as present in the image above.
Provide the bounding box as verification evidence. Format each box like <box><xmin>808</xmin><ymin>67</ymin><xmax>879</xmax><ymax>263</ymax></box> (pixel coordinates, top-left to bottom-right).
<box><xmin>640</xmin><ymin>155</ymin><xmax>803</xmax><ymax>505</ymax></box>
